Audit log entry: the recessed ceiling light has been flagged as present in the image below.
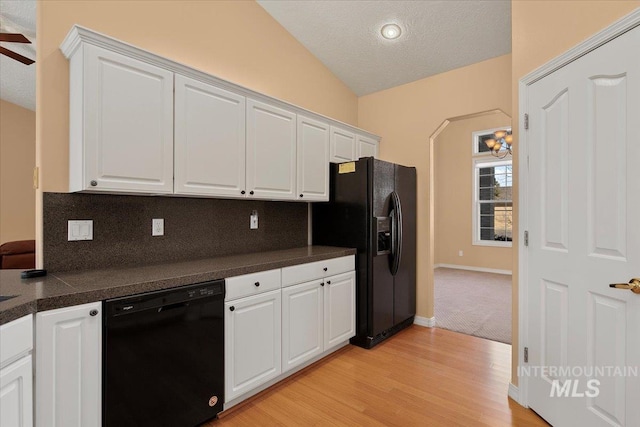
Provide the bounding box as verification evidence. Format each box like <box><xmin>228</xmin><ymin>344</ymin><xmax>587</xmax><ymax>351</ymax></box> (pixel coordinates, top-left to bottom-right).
<box><xmin>381</xmin><ymin>23</ymin><xmax>402</xmax><ymax>40</ymax></box>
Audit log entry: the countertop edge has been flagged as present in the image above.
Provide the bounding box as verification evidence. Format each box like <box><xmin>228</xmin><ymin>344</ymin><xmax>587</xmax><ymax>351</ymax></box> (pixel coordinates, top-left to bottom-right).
<box><xmin>0</xmin><ymin>247</ymin><xmax>356</xmax><ymax>325</ymax></box>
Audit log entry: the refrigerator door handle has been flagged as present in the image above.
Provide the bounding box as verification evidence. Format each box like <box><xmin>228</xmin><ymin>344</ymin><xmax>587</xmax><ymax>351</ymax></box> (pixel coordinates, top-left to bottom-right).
<box><xmin>390</xmin><ymin>191</ymin><xmax>403</xmax><ymax>276</ymax></box>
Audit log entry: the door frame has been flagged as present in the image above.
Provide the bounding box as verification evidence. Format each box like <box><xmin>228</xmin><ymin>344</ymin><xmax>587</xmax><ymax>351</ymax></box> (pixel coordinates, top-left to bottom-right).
<box><xmin>516</xmin><ymin>8</ymin><xmax>640</xmax><ymax>408</ymax></box>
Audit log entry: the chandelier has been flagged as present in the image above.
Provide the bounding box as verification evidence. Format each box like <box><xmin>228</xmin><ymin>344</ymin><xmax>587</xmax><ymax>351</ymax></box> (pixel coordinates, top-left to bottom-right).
<box><xmin>484</xmin><ymin>130</ymin><xmax>512</xmax><ymax>159</ymax></box>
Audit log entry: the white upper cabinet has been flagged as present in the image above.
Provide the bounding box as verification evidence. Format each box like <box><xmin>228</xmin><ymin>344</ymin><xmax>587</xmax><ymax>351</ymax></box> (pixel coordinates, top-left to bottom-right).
<box><xmin>70</xmin><ymin>44</ymin><xmax>174</xmax><ymax>193</ymax></box>
<box><xmin>297</xmin><ymin>115</ymin><xmax>329</xmax><ymax>201</ymax></box>
<box><xmin>62</xmin><ymin>26</ymin><xmax>380</xmax><ymax>200</ymax></box>
<box><xmin>246</xmin><ymin>99</ymin><xmax>297</xmax><ymax>200</ymax></box>
<box><xmin>174</xmin><ymin>76</ymin><xmax>246</xmax><ymax>197</ymax></box>
<box><xmin>330</xmin><ymin>126</ymin><xmax>356</xmax><ymax>163</ymax></box>
<box><xmin>357</xmin><ymin>134</ymin><xmax>379</xmax><ymax>159</ymax></box>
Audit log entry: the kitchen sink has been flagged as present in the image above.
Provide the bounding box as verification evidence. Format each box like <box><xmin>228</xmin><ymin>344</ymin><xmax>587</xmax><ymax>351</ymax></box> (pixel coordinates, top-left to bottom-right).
<box><xmin>0</xmin><ymin>295</ymin><xmax>18</xmax><ymax>303</ymax></box>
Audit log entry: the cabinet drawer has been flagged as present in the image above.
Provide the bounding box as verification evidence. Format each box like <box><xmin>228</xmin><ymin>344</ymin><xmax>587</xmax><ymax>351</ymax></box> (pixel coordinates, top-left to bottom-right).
<box><xmin>0</xmin><ymin>315</ymin><xmax>33</xmax><ymax>367</ymax></box>
<box><xmin>281</xmin><ymin>255</ymin><xmax>355</xmax><ymax>287</ymax></box>
<box><xmin>226</xmin><ymin>269</ymin><xmax>281</xmax><ymax>301</ymax></box>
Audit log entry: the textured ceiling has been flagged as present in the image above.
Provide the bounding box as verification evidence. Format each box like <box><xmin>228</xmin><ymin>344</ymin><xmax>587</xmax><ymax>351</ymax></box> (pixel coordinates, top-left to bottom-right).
<box><xmin>257</xmin><ymin>0</ymin><xmax>511</xmax><ymax>96</ymax></box>
<box><xmin>0</xmin><ymin>0</ymin><xmax>36</xmax><ymax>111</ymax></box>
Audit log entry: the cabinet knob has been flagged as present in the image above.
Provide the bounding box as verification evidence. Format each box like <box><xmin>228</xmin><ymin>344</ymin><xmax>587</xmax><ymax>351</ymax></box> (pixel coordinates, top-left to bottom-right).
<box><xmin>229</xmin><ymin>306</ymin><xmax>235</xmax><ymax>312</ymax></box>
<box><xmin>254</xmin><ymin>281</ymin><xmax>260</xmax><ymax>287</ymax></box>
<box><xmin>249</xmin><ymin>191</ymin><xmax>254</xmax><ymax>195</ymax></box>
<box><xmin>90</xmin><ymin>180</ymin><xmax>98</xmax><ymax>187</ymax></box>
<box><xmin>320</xmin><ymin>282</ymin><xmax>324</xmax><ymax>287</ymax></box>
<box><xmin>89</xmin><ymin>309</ymin><xmax>99</xmax><ymax>316</ymax></box>
<box><xmin>323</xmin><ymin>267</ymin><xmax>328</xmax><ymax>272</ymax></box>
<box><xmin>241</xmin><ymin>190</ymin><xmax>246</xmax><ymax>195</ymax></box>
<box><xmin>326</xmin><ymin>280</ymin><xmax>331</xmax><ymax>285</ymax></box>
<box><xmin>299</xmin><ymin>194</ymin><xmax>304</xmax><ymax>198</ymax></box>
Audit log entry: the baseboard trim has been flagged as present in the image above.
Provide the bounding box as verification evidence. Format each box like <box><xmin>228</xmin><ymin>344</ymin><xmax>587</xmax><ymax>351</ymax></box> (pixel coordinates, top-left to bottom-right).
<box><xmin>414</xmin><ymin>316</ymin><xmax>435</xmax><ymax>327</ymax></box>
<box><xmin>434</xmin><ymin>263</ymin><xmax>512</xmax><ymax>275</ymax></box>
<box><xmin>508</xmin><ymin>383</ymin><xmax>522</xmax><ymax>405</ymax></box>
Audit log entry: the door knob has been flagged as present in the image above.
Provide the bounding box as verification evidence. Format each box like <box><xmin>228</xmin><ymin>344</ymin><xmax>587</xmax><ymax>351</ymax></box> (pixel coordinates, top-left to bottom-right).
<box><xmin>609</xmin><ymin>278</ymin><xmax>640</xmax><ymax>294</ymax></box>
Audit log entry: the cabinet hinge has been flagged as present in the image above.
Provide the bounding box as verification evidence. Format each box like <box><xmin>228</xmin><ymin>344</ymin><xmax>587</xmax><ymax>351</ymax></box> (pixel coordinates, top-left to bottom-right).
<box><xmin>524</xmin><ymin>347</ymin><xmax>529</xmax><ymax>363</ymax></box>
<box><xmin>524</xmin><ymin>231</ymin><xmax>529</xmax><ymax>247</ymax></box>
<box><xmin>524</xmin><ymin>113</ymin><xmax>529</xmax><ymax>130</ymax></box>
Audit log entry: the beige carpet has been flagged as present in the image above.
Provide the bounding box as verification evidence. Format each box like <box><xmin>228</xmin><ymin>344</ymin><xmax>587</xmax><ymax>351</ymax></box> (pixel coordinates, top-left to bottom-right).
<box><xmin>434</xmin><ymin>267</ymin><xmax>512</xmax><ymax>344</ymax></box>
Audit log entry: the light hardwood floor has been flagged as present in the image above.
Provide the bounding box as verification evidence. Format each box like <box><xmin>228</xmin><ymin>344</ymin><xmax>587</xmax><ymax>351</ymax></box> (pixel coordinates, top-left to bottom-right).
<box><xmin>210</xmin><ymin>326</ymin><xmax>548</xmax><ymax>426</ymax></box>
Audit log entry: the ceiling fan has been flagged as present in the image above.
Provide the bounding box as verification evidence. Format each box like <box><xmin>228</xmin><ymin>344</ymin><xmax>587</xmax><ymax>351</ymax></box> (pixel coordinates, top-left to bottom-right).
<box><xmin>0</xmin><ymin>32</ymin><xmax>34</xmax><ymax>65</ymax></box>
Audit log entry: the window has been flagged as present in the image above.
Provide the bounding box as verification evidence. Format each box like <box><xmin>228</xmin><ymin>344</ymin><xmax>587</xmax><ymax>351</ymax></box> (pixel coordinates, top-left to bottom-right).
<box><xmin>472</xmin><ymin>127</ymin><xmax>512</xmax><ymax>247</ymax></box>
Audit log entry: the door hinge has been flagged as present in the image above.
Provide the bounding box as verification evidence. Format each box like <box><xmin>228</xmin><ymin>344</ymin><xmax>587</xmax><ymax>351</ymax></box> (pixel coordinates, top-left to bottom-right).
<box><xmin>524</xmin><ymin>113</ymin><xmax>529</xmax><ymax>130</ymax></box>
<box><xmin>524</xmin><ymin>347</ymin><xmax>529</xmax><ymax>363</ymax></box>
<box><xmin>524</xmin><ymin>230</ymin><xmax>529</xmax><ymax>247</ymax></box>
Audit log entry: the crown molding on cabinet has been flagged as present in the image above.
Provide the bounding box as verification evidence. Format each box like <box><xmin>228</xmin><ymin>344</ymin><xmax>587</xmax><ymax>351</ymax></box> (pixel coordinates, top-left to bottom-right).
<box><xmin>60</xmin><ymin>25</ymin><xmax>380</xmax><ymax>142</ymax></box>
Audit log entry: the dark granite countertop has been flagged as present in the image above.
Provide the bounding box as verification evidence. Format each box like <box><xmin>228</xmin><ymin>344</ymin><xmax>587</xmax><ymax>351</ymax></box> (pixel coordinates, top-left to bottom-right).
<box><xmin>0</xmin><ymin>246</ymin><xmax>355</xmax><ymax>325</ymax></box>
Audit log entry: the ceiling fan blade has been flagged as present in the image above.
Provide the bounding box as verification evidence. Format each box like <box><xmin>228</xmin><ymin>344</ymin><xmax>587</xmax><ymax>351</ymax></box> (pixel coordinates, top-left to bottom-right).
<box><xmin>0</xmin><ymin>33</ymin><xmax>31</xmax><ymax>43</ymax></box>
<box><xmin>0</xmin><ymin>46</ymin><xmax>35</xmax><ymax>65</ymax></box>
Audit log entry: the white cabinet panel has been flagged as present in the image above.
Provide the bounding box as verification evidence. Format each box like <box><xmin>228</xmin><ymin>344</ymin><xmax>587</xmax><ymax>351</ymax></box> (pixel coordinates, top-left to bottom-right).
<box><xmin>324</xmin><ymin>271</ymin><xmax>356</xmax><ymax>350</ymax></box>
<box><xmin>72</xmin><ymin>44</ymin><xmax>174</xmax><ymax>193</ymax></box>
<box><xmin>225</xmin><ymin>290</ymin><xmax>281</xmax><ymax>402</ymax></box>
<box><xmin>357</xmin><ymin>134</ymin><xmax>379</xmax><ymax>159</ymax></box>
<box><xmin>330</xmin><ymin>126</ymin><xmax>356</xmax><ymax>163</ymax></box>
<box><xmin>36</xmin><ymin>302</ymin><xmax>102</xmax><ymax>427</ymax></box>
<box><xmin>225</xmin><ymin>269</ymin><xmax>281</xmax><ymax>301</ymax></box>
<box><xmin>246</xmin><ymin>99</ymin><xmax>297</xmax><ymax>200</ymax></box>
<box><xmin>0</xmin><ymin>315</ymin><xmax>32</xmax><ymax>367</ymax></box>
<box><xmin>297</xmin><ymin>115</ymin><xmax>329</xmax><ymax>201</ymax></box>
<box><xmin>282</xmin><ymin>280</ymin><xmax>323</xmax><ymax>372</ymax></box>
<box><xmin>174</xmin><ymin>75</ymin><xmax>246</xmax><ymax>197</ymax></box>
<box><xmin>0</xmin><ymin>356</ymin><xmax>33</xmax><ymax>427</ymax></box>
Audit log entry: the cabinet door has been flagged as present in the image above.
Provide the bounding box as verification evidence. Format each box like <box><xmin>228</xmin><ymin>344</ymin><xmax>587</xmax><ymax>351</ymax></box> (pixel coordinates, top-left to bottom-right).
<box><xmin>0</xmin><ymin>356</ymin><xmax>33</xmax><ymax>427</ymax></box>
<box><xmin>282</xmin><ymin>280</ymin><xmax>323</xmax><ymax>373</ymax></box>
<box><xmin>330</xmin><ymin>126</ymin><xmax>356</xmax><ymax>163</ymax></box>
<box><xmin>356</xmin><ymin>134</ymin><xmax>379</xmax><ymax>159</ymax></box>
<box><xmin>79</xmin><ymin>45</ymin><xmax>174</xmax><ymax>193</ymax></box>
<box><xmin>36</xmin><ymin>302</ymin><xmax>101</xmax><ymax>427</ymax></box>
<box><xmin>246</xmin><ymin>99</ymin><xmax>296</xmax><ymax>200</ymax></box>
<box><xmin>324</xmin><ymin>271</ymin><xmax>356</xmax><ymax>350</ymax></box>
<box><xmin>297</xmin><ymin>115</ymin><xmax>329</xmax><ymax>201</ymax></box>
<box><xmin>225</xmin><ymin>290</ymin><xmax>281</xmax><ymax>402</ymax></box>
<box><xmin>174</xmin><ymin>75</ymin><xmax>246</xmax><ymax>197</ymax></box>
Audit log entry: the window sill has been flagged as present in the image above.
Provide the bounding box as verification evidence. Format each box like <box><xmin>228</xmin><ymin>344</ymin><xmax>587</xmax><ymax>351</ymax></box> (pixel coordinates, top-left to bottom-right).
<box><xmin>472</xmin><ymin>240</ymin><xmax>513</xmax><ymax>248</ymax></box>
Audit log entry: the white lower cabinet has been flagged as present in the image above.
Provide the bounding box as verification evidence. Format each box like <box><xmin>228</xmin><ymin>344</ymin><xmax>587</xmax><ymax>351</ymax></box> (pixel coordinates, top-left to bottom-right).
<box><xmin>324</xmin><ymin>271</ymin><xmax>356</xmax><ymax>350</ymax></box>
<box><xmin>225</xmin><ymin>289</ymin><xmax>281</xmax><ymax>402</ymax></box>
<box><xmin>282</xmin><ymin>280</ymin><xmax>324</xmax><ymax>373</ymax></box>
<box><xmin>0</xmin><ymin>355</ymin><xmax>33</xmax><ymax>427</ymax></box>
<box><xmin>36</xmin><ymin>302</ymin><xmax>102</xmax><ymax>427</ymax></box>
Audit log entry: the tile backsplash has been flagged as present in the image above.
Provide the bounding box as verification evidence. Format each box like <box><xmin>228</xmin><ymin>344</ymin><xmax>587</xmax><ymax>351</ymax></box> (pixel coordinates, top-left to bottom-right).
<box><xmin>43</xmin><ymin>193</ymin><xmax>308</xmax><ymax>272</ymax></box>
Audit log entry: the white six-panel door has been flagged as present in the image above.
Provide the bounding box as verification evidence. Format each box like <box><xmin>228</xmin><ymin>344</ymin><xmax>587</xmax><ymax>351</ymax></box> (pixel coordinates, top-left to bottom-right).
<box><xmin>174</xmin><ymin>75</ymin><xmax>246</xmax><ymax>197</ymax></box>
<box><xmin>526</xmin><ymin>24</ymin><xmax>640</xmax><ymax>427</ymax></box>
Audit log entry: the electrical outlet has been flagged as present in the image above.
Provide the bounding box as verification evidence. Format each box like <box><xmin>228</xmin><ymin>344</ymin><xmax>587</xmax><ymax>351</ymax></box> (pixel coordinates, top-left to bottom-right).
<box><xmin>250</xmin><ymin>210</ymin><xmax>258</xmax><ymax>230</ymax></box>
<box><xmin>152</xmin><ymin>218</ymin><xmax>164</xmax><ymax>236</ymax></box>
<box><xmin>68</xmin><ymin>220</ymin><xmax>93</xmax><ymax>241</ymax></box>
<box><xmin>458</xmin><ymin>250</ymin><xmax>463</xmax><ymax>257</ymax></box>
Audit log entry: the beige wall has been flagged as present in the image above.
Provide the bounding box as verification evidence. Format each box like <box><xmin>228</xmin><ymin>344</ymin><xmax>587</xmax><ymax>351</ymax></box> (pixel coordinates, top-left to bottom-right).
<box><xmin>37</xmin><ymin>0</ymin><xmax>358</xmax><ymax>193</ymax></box>
<box><xmin>434</xmin><ymin>112</ymin><xmax>512</xmax><ymax>271</ymax></box>
<box><xmin>0</xmin><ymin>100</ymin><xmax>36</xmax><ymax>244</ymax></box>
<box><xmin>358</xmin><ymin>54</ymin><xmax>512</xmax><ymax>319</ymax></box>
<box><xmin>510</xmin><ymin>1</ymin><xmax>640</xmax><ymax>386</ymax></box>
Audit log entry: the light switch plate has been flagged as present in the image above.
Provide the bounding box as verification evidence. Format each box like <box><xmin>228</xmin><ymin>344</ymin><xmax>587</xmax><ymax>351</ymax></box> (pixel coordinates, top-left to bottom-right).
<box><xmin>68</xmin><ymin>220</ymin><xmax>93</xmax><ymax>241</ymax></box>
<box><xmin>152</xmin><ymin>218</ymin><xmax>164</xmax><ymax>236</ymax></box>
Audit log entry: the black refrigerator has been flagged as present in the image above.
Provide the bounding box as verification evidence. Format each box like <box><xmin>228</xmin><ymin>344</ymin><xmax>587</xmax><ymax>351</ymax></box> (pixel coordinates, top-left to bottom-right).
<box><xmin>313</xmin><ymin>157</ymin><xmax>416</xmax><ymax>349</ymax></box>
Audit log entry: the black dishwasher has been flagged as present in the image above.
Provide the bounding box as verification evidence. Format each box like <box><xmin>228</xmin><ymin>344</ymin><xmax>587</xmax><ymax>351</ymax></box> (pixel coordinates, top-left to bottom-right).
<box><xmin>103</xmin><ymin>280</ymin><xmax>224</xmax><ymax>426</ymax></box>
